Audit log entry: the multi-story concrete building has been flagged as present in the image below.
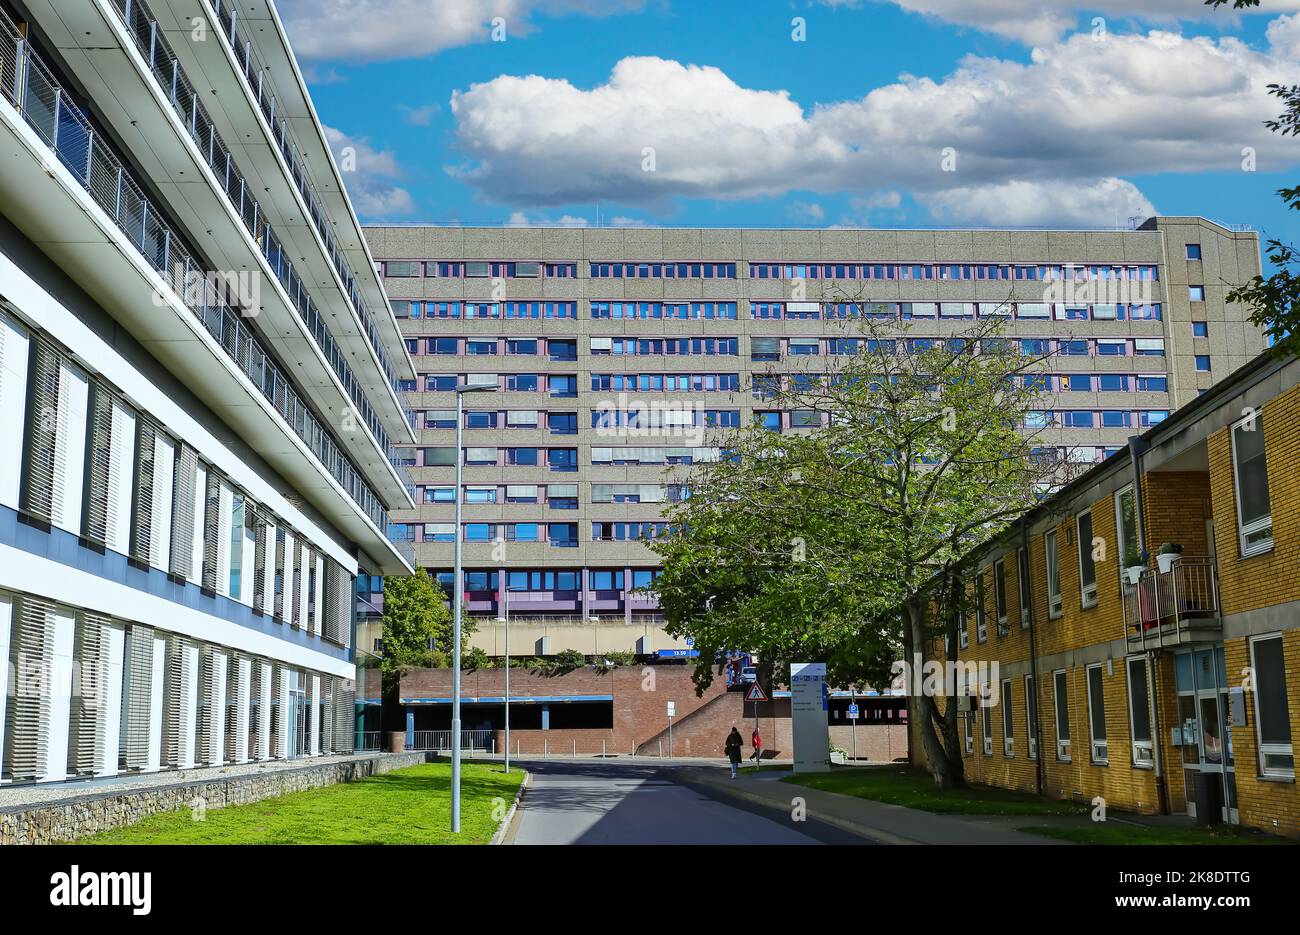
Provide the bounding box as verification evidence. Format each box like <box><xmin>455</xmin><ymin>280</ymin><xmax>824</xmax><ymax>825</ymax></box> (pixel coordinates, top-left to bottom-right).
<box><xmin>365</xmin><ymin>220</ymin><xmax>1265</xmax><ymax>659</ymax></box>
<box><xmin>0</xmin><ymin>0</ymin><xmax>414</xmax><ymax>784</ymax></box>
<box><xmin>923</xmin><ymin>347</ymin><xmax>1300</xmax><ymax>837</ymax></box>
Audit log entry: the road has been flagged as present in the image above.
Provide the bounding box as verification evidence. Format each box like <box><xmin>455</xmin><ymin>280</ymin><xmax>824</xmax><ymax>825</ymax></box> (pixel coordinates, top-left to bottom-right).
<box><xmin>507</xmin><ymin>760</ymin><xmax>875</xmax><ymax>845</ymax></box>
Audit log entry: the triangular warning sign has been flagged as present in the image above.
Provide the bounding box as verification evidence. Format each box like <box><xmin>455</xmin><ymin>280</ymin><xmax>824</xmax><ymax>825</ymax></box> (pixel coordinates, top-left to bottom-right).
<box><xmin>745</xmin><ymin>683</ymin><xmax>768</xmax><ymax>702</ymax></box>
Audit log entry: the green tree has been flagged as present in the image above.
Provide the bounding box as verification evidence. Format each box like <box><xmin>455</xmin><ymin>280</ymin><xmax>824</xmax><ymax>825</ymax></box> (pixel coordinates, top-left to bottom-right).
<box><xmin>1209</xmin><ymin>0</ymin><xmax>1300</xmax><ymax>353</ymax></box>
<box><xmin>651</xmin><ymin>314</ymin><xmax>1068</xmax><ymax>787</ymax></box>
<box><xmin>378</xmin><ymin>573</ymin><xmax>477</xmax><ymax>672</ymax></box>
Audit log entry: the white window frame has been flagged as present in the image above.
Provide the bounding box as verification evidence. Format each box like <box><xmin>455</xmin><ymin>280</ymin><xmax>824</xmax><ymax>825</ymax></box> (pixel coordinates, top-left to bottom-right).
<box><xmin>975</xmin><ymin>574</ymin><xmax>987</xmax><ymax>643</ymax></box>
<box><xmin>1025</xmin><ymin>674</ymin><xmax>1038</xmax><ymax>760</ymax></box>
<box><xmin>1076</xmin><ymin>510</ymin><xmax>1098</xmax><ymax>608</ymax></box>
<box><xmin>982</xmin><ymin>685</ymin><xmax>994</xmax><ymax>755</ymax></box>
<box><xmin>1230</xmin><ymin>412</ymin><xmax>1273</xmax><ymax>558</ymax></box>
<box><xmin>1114</xmin><ymin>485</ymin><xmax>1139</xmax><ymax>582</ymax></box>
<box><xmin>994</xmin><ymin>558</ymin><xmax>1008</xmax><ymax>635</ymax></box>
<box><xmin>1125</xmin><ymin>656</ymin><xmax>1154</xmax><ymax>768</ymax></box>
<box><xmin>1017</xmin><ymin>547</ymin><xmax>1031</xmax><ymax>628</ymax></box>
<box><xmin>1045</xmin><ymin>530</ymin><xmax>1062</xmax><ymax>619</ymax></box>
<box><xmin>963</xmin><ymin>707</ymin><xmax>974</xmax><ymax>755</ymax></box>
<box><xmin>1249</xmin><ymin>634</ymin><xmax>1295</xmax><ymax>778</ymax></box>
<box><xmin>1002</xmin><ymin>678</ymin><xmax>1014</xmax><ymax>757</ymax></box>
<box><xmin>1053</xmin><ymin>668</ymin><xmax>1071</xmax><ymax>761</ymax></box>
<box><xmin>958</xmin><ymin>611</ymin><xmax>968</xmax><ymax>649</ymax></box>
<box><xmin>1086</xmin><ymin>663</ymin><xmax>1108</xmax><ymax>765</ymax></box>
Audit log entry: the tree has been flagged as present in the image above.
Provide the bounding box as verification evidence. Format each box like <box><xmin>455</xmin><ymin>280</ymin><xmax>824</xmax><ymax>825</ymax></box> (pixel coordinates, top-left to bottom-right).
<box><xmin>378</xmin><ymin>573</ymin><xmax>476</xmax><ymax>673</ymax></box>
<box><xmin>651</xmin><ymin>312</ymin><xmax>1071</xmax><ymax>787</ymax></box>
<box><xmin>1209</xmin><ymin>0</ymin><xmax>1300</xmax><ymax>353</ymax></box>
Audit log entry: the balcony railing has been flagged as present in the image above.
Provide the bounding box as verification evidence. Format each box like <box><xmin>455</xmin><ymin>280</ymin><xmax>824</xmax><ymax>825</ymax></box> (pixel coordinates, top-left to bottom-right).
<box><xmin>108</xmin><ymin>0</ymin><xmax>416</xmax><ymax>469</ymax></box>
<box><xmin>205</xmin><ymin>0</ymin><xmax>407</xmax><ymax>398</ymax></box>
<box><xmin>1122</xmin><ymin>558</ymin><xmax>1221</xmax><ymax>650</ymax></box>
<box><xmin>0</xmin><ymin>4</ymin><xmax>388</xmax><ymax>531</ymax></box>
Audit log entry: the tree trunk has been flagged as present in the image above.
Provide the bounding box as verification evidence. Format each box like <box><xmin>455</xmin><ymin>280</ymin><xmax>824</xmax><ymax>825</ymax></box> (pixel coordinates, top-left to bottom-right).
<box><xmin>906</xmin><ymin>597</ymin><xmax>964</xmax><ymax>788</ymax></box>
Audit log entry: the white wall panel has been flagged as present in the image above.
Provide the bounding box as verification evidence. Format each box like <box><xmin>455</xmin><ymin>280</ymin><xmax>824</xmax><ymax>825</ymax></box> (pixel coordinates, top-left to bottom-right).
<box><xmin>145</xmin><ymin>633</ymin><xmax>166</xmax><ymax>772</ymax></box>
<box><xmin>96</xmin><ymin>624</ymin><xmax>125</xmax><ymax>777</ymax></box>
<box><xmin>0</xmin><ymin>594</ymin><xmax>11</xmax><ymax>774</ymax></box>
<box><xmin>39</xmin><ymin>608</ymin><xmax>76</xmax><ymax>782</ymax></box>
<box><xmin>53</xmin><ymin>362</ymin><xmax>88</xmax><ymax>536</ymax></box>
<box><xmin>106</xmin><ymin>403</ymin><xmax>136</xmax><ymax>553</ymax></box>
<box><xmin>0</xmin><ymin>314</ymin><xmax>29</xmax><ymax>509</ymax></box>
<box><xmin>149</xmin><ymin>435</ymin><xmax>175</xmax><ymax>572</ymax></box>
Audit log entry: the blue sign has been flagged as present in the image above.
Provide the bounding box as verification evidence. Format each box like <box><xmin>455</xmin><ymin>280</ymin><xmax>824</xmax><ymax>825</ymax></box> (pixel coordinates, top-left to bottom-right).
<box><xmin>848</xmin><ymin>703</ymin><xmax>860</xmax><ymax>719</ymax></box>
<box><xmin>684</xmin><ymin>637</ymin><xmax>695</xmax><ymax>647</ymax></box>
<box><xmin>656</xmin><ymin>649</ymin><xmax>699</xmax><ymax>658</ymax></box>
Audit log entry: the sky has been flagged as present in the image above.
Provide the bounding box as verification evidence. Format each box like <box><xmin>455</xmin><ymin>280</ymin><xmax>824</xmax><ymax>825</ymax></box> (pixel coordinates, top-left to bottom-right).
<box><xmin>277</xmin><ymin>0</ymin><xmax>1300</xmax><ymax>240</ymax></box>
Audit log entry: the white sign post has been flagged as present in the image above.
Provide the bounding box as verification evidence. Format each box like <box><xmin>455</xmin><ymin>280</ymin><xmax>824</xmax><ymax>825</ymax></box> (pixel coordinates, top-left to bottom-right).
<box><xmin>790</xmin><ymin>662</ymin><xmax>830</xmax><ymax>773</ymax></box>
<box><xmin>667</xmin><ymin>701</ymin><xmax>675</xmax><ymax>757</ymax></box>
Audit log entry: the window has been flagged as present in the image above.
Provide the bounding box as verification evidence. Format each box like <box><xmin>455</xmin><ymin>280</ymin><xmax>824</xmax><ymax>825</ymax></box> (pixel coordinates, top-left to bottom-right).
<box><xmin>975</xmin><ymin>574</ymin><xmax>987</xmax><ymax>643</ymax></box>
<box><xmin>1231</xmin><ymin>412</ymin><xmax>1272</xmax><ymax>556</ymax></box>
<box><xmin>1195</xmin><ymin>355</ymin><xmax>1211</xmax><ymax>372</ymax></box>
<box><xmin>994</xmin><ymin>559</ymin><xmax>1008</xmax><ymax>635</ymax></box>
<box><xmin>1250</xmin><ymin>635</ymin><xmax>1294</xmax><ymax>775</ymax></box>
<box><xmin>982</xmin><ymin>687</ymin><xmax>993</xmax><ymax>755</ymax></box>
<box><xmin>1098</xmin><ymin>374</ymin><xmax>1129</xmax><ymax>392</ymax></box>
<box><xmin>1082</xmin><ymin>665</ymin><xmax>1115</xmax><ymax>769</ymax></box>
<box><xmin>1126</xmin><ymin>657</ymin><xmax>1153</xmax><ymax>767</ymax></box>
<box><xmin>1192</xmin><ymin>321</ymin><xmax>1208</xmax><ymax>338</ymax></box>
<box><xmin>1188</xmin><ymin>285</ymin><xmax>1205</xmax><ymax>302</ymax></box>
<box><xmin>1053</xmin><ymin>669</ymin><xmax>1071</xmax><ymax>760</ymax></box>
<box><xmin>963</xmin><ymin>709</ymin><xmax>974</xmax><ymax>754</ymax></box>
<box><xmin>1115</xmin><ymin>487</ymin><xmax>1138</xmax><ymax>576</ymax></box>
<box><xmin>1002</xmin><ymin>679</ymin><xmax>1014</xmax><ymax>756</ymax></box>
<box><xmin>1017</xmin><ymin>547</ymin><xmax>1031</xmax><ymax>627</ymax></box>
<box><xmin>1076</xmin><ymin>511</ymin><xmax>1097</xmax><ymax>607</ymax></box>
<box><xmin>1045</xmin><ymin>530</ymin><xmax>1062</xmax><ymax>618</ymax></box>
<box><xmin>1025</xmin><ymin>675</ymin><xmax>1038</xmax><ymax>760</ymax></box>
<box><xmin>1186</xmin><ymin>244</ymin><xmax>1201</xmax><ymax>260</ymax></box>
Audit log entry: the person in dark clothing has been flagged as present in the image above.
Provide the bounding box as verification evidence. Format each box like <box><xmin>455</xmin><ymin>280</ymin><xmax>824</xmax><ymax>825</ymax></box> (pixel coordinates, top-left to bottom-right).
<box><xmin>725</xmin><ymin>726</ymin><xmax>744</xmax><ymax>778</ymax></box>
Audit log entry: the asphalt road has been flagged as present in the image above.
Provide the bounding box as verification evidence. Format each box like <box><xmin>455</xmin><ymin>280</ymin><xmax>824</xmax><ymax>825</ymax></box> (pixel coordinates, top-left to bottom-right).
<box><xmin>507</xmin><ymin>760</ymin><xmax>875</xmax><ymax>845</ymax></box>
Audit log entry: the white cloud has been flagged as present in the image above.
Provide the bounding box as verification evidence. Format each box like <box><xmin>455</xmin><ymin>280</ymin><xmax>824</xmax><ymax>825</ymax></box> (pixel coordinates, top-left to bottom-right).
<box><xmin>398</xmin><ymin>103</ymin><xmax>440</xmax><ymax>126</ymax></box>
<box><xmin>449</xmin><ymin>25</ymin><xmax>1300</xmax><ymax>225</ymax></box>
<box><xmin>323</xmin><ymin>125</ymin><xmax>416</xmax><ymax>218</ymax></box>
<box><xmin>840</xmin><ymin>0</ymin><xmax>1300</xmax><ymax>46</ymax></box>
<box><xmin>505</xmin><ymin>211</ymin><xmax>591</xmax><ymax>227</ymax></box>
<box><xmin>920</xmin><ymin>178</ymin><xmax>1156</xmax><ymax>227</ymax></box>
<box><xmin>278</xmin><ymin>0</ymin><xmax>644</xmax><ymax>62</ymax></box>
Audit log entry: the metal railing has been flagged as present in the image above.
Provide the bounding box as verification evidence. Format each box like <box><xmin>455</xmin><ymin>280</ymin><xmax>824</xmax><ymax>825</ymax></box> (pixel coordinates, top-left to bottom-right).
<box><xmin>410</xmin><ymin>730</ymin><xmax>495</xmax><ymax>752</ymax></box>
<box><xmin>1123</xmin><ymin>558</ymin><xmax>1221</xmax><ymax>650</ymax></box>
<box><xmin>107</xmin><ymin>0</ymin><xmax>416</xmax><ymax>473</ymax></box>
<box><xmin>0</xmin><ymin>3</ymin><xmax>389</xmax><ymax>531</ymax></box>
<box><xmin>357</xmin><ymin>731</ymin><xmax>382</xmax><ymax>752</ymax></box>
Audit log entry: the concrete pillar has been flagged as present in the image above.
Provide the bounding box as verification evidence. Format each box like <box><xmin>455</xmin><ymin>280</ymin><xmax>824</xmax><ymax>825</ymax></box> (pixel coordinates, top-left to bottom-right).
<box><xmin>405</xmin><ymin>706</ymin><xmax>415</xmax><ymax>747</ymax></box>
<box><xmin>541</xmin><ymin>704</ymin><xmax>550</xmax><ymax>731</ymax></box>
<box><xmin>624</xmin><ymin>566</ymin><xmax>633</xmax><ymax>625</ymax></box>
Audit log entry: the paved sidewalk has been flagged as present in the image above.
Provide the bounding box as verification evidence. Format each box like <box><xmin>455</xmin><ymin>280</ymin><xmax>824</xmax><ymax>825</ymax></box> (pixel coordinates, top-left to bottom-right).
<box><xmin>672</xmin><ymin>765</ymin><xmax>1070</xmax><ymax>845</ymax></box>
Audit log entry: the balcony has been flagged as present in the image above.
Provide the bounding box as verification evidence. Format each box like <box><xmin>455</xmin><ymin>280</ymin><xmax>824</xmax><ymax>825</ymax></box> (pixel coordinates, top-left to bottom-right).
<box><xmin>1122</xmin><ymin>558</ymin><xmax>1222</xmax><ymax>651</ymax></box>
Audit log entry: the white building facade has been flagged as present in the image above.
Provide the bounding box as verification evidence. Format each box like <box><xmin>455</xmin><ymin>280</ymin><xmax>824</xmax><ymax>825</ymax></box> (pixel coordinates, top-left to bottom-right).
<box><xmin>0</xmin><ymin>0</ymin><xmax>415</xmax><ymax>783</ymax></box>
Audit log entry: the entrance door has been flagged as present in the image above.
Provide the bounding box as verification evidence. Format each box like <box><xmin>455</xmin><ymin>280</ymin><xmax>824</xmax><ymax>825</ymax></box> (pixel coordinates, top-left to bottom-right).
<box><xmin>1175</xmin><ymin>648</ymin><xmax>1238</xmax><ymax>823</ymax></box>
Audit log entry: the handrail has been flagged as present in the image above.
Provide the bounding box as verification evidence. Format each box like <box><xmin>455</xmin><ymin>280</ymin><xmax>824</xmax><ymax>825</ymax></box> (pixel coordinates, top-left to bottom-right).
<box><xmin>108</xmin><ymin>0</ymin><xmax>415</xmax><ymax>470</ymax></box>
<box><xmin>1122</xmin><ymin>557</ymin><xmax>1220</xmax><ymax>650</ymax></box>
<box><xmin>0</xmin><ymin>3</ymin><xmax>389</xmax><ymax>532</ymax></box>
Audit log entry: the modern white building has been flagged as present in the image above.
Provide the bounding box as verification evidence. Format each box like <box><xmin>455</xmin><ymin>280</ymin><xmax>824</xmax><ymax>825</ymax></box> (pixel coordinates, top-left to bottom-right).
<box><xmin>0</xmin><ymin>0</ymin><xmax>414</xmax><ymax>783</ymax></box>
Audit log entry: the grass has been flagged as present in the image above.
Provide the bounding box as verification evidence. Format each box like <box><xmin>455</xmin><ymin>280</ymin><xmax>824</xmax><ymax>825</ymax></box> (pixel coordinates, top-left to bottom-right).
<box><xmin>782</xmin><ymin>765</ymin><xmax>1087</xmax><ymax>816</ymax></box>
<box><xmin>1021</xmin><ymin>823</ymin><xmax>1298</xmax><ymax>845</ymax></box>
<box><xmin>79</xmin><ymin>762</ymin><xmax>522</xmax><ymax>845</ymax></box>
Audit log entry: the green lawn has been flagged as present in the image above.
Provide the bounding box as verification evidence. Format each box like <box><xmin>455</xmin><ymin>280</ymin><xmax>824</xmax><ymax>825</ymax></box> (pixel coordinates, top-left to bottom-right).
<box><xmin>1022</xmin><ymin>823</ymin><xmax>1298</xmax><ymax>845</ymax></box>
<box><xmin>782</xmin><ymin>765</ymin><xmax>1087</xmax><ymax>816</ymax></box>
<box><xmin>79</xmin><ymin>762</ymin><xmax>522</xmax><ymax>845</ymax></box>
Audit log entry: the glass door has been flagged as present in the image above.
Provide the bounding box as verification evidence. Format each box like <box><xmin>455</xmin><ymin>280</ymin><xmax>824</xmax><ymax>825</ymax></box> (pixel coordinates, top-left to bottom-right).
<box><xmin>1174</xmin><ymin>648</ymin><xmax>1238</xmax><ymax>823</ymax></box>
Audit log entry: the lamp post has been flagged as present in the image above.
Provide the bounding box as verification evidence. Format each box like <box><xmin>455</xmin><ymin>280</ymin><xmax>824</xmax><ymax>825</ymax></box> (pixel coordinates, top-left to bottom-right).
<box><xmin>496</xmin><ymin>582</ymin><xmax>510</xmax><ymax>773</ymax></box>
<box><xmin>452</xmin><ymin>381</ymin><xmax>495</xmax><ymax>833</ymax></box>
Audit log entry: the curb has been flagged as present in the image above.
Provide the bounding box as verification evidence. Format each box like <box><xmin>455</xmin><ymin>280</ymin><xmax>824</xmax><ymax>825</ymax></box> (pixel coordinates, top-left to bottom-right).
<box><xmin>672</xmin><ymin>769</ymin><xmax>920</xmax><ymax>846</ymax></box>
<box><xmin>490</xmin><ymin>769</ymin><xmax>530</xmax><ymax>846</ymax></box>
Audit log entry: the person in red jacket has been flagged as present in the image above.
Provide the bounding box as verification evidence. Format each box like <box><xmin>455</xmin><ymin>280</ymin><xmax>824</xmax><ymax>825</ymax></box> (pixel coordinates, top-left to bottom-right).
<box><xmin>750</xmin><ymin>726</ymin><xmax>763</xmax><ymax>765</ymax></box>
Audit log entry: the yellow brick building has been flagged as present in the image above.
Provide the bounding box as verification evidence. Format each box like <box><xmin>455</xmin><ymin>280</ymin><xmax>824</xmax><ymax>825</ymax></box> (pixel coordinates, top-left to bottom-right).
<box><xmin>914</xmin><ymin>351</ymin><xmax>1300</xmax><ymax>837</ymax></box>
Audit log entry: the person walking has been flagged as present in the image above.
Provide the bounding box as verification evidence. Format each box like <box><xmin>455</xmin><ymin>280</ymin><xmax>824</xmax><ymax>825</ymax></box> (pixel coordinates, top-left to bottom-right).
<box><xmin>750</xmin><ymin>726</ymin><xmax>763</xmax><ymax>767</ymax></box>
<box><xmin>725</xmin><ymin>726</ymin><xmax>743</xmax><ymax>778</ymax></box>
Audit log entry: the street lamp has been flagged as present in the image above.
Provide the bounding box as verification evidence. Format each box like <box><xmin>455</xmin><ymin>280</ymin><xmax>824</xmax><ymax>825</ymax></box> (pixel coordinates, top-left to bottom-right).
<box><xmin>452</xmin><ymin>381</ymin><xmax>495</xmax><ymax>833</ymax></box>
<box><xmin>495</xmin><ymin>581</ymin><xmax>510</xmax><ymax>774</ymax></box>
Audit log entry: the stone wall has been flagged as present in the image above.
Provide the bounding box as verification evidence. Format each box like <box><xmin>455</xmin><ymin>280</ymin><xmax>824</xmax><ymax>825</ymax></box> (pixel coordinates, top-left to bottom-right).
<box><xmin>0</xmin><ymin>752</ymin><xmax>429</xmax><ymax>845</ymax></box>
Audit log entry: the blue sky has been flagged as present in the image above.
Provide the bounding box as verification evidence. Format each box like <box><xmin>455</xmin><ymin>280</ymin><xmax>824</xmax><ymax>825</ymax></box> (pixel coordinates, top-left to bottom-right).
<box><xmin>279</xmin><ymin>0</ymin><xmax>1300</xmax><ymax>240</ymax></box>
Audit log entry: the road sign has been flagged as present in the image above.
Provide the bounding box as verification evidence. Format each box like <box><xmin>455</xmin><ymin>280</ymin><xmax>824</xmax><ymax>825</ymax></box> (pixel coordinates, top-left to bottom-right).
<box><xmin>745</xmin><ymin>682</ymin><xmax>768</xmax><ymax>703</ymax></box>
<box><xmin>848</xmin><ymin>703</ymin><xmax>860</xmax><ymax>719</ymax></box>
<box><xmin>667</xmin><ymin>701</ymin><xmax>676</xmax><ymax>717</ymax></box>
<box><xmin>685</xmin><ymin>637</ymin><xmax>695</xmax><ymax>647</ymax></box>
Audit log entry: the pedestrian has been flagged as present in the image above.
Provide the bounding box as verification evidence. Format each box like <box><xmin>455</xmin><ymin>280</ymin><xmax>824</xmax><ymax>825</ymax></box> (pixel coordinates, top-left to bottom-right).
<box><xmin>725</xmin><ymin>726</ymin><xmax>743</xmax><ymax>778</ymax></box>
<box><xmin>750</xmin><ymin>725</ymin><xmax>763</xmax><ymax>766</ymax></box>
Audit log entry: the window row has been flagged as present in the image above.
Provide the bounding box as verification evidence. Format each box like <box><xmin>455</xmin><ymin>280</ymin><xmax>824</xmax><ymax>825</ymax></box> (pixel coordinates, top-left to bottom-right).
<box><xmin>382</xmin><ymin>261</ymin><xmax>577</xmax><ymax>279</ymax></box>
<box><xmin>392</xmin><ymin>301</ymin><xmax>578</xmax><ymax>320</ymax></box>
<box><xmin>1025</xmin><ymin>410</ymin><xmax>1169</xmax><ymax>429</ymax></box>
<box><xmin>417</xmin><ymin>483</ymin><xmax>580</xmax><ymax>507</ymax></box>
<box><xmin>591</xmin><ymin>373</ymin><xmax>741</xmax><ymax>393</ymax></box>
<box><xmin>749</xmin><ymin>263</ymin><xmax>1160</xmax><ymax>282</ymax></box>
<box><xmin>752</xmin><ymin>301</ymin><xmax>1161</xmax><ymax>321</ymax></box>
<box><xmin>408</xmin><ymin>337</ymin><xmax>579</xmax><ymax>360</ymax></box>
<box><xmin>0</xmin><ymin>591</ymin><xmax>353</xmax><ymax>782</ymax></box>
<box><xmin>592</xmin><ymin>409</ymin><xmax>740</xmax><ymax>429</ymax></box>
<box><xmin>589</xmin><ymin>262</ymin><xmax>737</xmax><ymax>279</ymax></box>
<box><xmin>750</xmin><ymin>336</ymin><xmax>1166</xmax><ymax>360</ymax></box>
<box><xmin>0</xmin><ymin>319</ymin><xmax>352</xmax><ymax>643</ymax></box>
<box><xmin>590</xmin><ymin>337</ymin><xmax>739</xmax><ymax>357</ymax></box>
<box><xmin>439</xmin><ymin>568</ymin><xmax>661</xmax><ymax>593</ymax></box>
<box><xmin>401</xmin><ymin>374</ymin><xmax>580</xmax><ymax>396</ymax></box>
<box><xmin>591</xmin><ymin>301</ymin><xmax>738</xmax><ymax>320</ymax></box>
